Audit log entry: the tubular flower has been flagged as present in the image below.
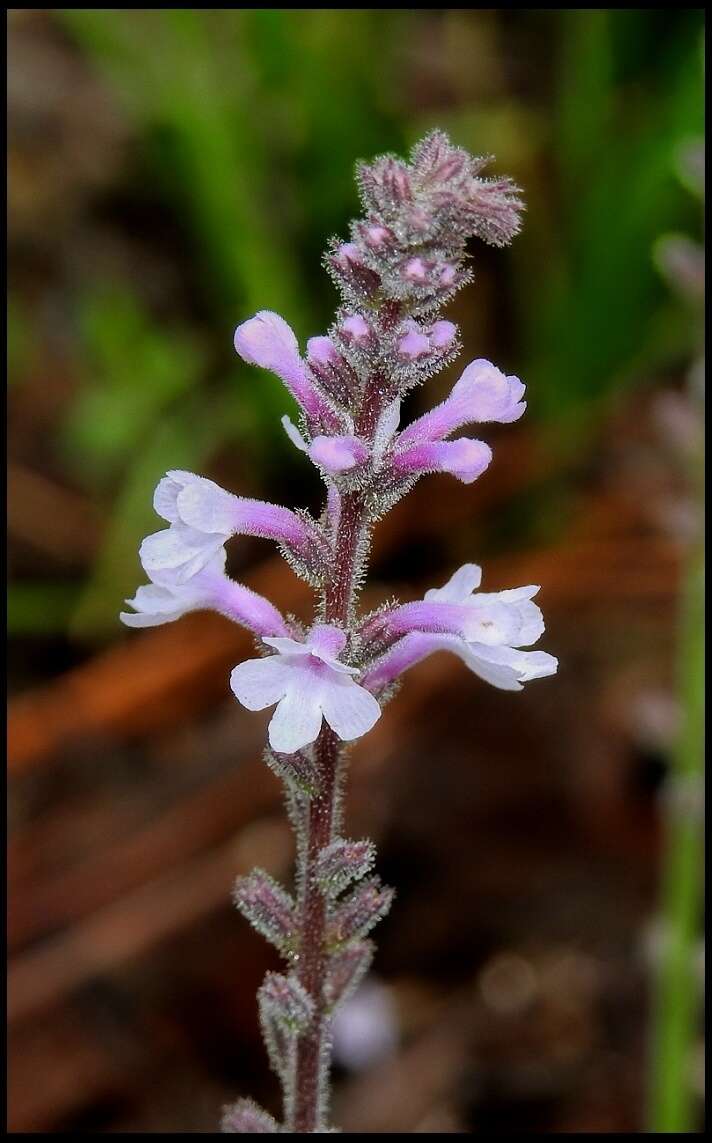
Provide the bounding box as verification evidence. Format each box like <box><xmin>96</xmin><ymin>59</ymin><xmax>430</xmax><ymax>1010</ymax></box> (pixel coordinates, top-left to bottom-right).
<box><xmin>140</xmin><ymin>470</ymin><xmax>322</xmax><ymax>584</ymax></box>
<box><xmin>362</xmin><ymin>564</ymin><xmax>557</xmax><ymax>693</ymax></box>
<box><xmin>398</xmin><ymin>358</ymin><xmax>526</xmax><ymax>448</ymax></box>
<box><xmin>234</xmin><ymin>310</ymin><xmax>338</xmax><ymax>426</ymax></box>
<box><xmin>230</xmin><ymin>624</ymin><xmax>381</xmax><ymax>754</ymax></box>
<box><xmin>120</xmin><ymin>550</ymin><xmax>289</xmax><ymax>636</ymax></box>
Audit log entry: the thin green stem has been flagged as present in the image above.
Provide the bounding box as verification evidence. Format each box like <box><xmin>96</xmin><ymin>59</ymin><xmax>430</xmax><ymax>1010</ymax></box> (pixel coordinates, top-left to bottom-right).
<box><xmin>647</xmin><ymin>541</ymin><xmax>704</xmax><ymax>1132</ymax></box>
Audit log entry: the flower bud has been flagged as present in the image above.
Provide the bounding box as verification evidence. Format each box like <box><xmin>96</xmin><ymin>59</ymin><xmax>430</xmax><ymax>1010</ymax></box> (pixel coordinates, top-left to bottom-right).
<box><xmin>340</xmin><ymin>314</ymin><xmax>372</xmax><ymax>345</ymax></box>
<box><xmin>397</xmin><ymin>325</ymin><xmax>430</xmax><ymax>361</ymax></box>
<box><xmin>364</xmin><ymin>223</ymin><xmax>394</xmax><ymax>248</ymax></box>
<box><xmin>221</xmin><ymin>1099</ymin><xmax>280</xmax><ymax>1134</ymax></box>
<box><xmin>327</xmin><ymin>877</ymin><xmax>394</xmax><ymax>948</ymax></box>
<box><xmin>306</xmin><ymin>336</ymin><xmax>358</xmax><ymax>405</ymax></box>
<box><xmin>324</xmin><ymin>940</ymin><xmax>374</xmax><ymax>1010</ymax></box>
<box><xmin>403</xmin><ymin>257</ymin><xmax>427</xmax><ymax>284</ymax></box>
<box><xmin>258</xmin><ymin>971</ymin><xmax>314</xmax><ymax>1035</ymax></box>
<box><xmin>315</xmin><ymin>838</ymin><xmax>376</xmax><ymax>898</ymax></box>
<box><xmin>330</xmin><ymin>243</ymin><xmax>380</xmax><ymax>294</ymax></box>
<box><xmin>428</xmin><ymin>320</ymin><xmax>457</xmax><ymax>350</ymax></box>
<box><xmin>233</xmin><ymin>869</ymin><xmax>297</xmax><ymax>954</ymax></box>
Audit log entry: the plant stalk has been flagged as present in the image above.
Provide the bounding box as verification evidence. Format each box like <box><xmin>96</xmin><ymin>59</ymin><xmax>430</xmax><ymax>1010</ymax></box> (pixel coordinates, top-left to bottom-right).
<box><xmin>291</xmin><ymin>491</ymin><xmax>368</xmax><ymax>1132</ymax></box>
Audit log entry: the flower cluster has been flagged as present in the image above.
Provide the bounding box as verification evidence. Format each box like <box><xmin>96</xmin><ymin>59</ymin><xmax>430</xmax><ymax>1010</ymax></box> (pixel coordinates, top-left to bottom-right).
<box><xmin>121</xmin><ymin>131</ymin><xmax>557</xmax><ymax>1134</ymax></box>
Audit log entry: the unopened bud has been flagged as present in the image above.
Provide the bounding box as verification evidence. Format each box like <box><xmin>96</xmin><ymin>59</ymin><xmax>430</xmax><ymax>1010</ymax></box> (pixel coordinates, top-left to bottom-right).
<box><xmin>429</xmin><ymin>320</ymin><xmax>457</xmax><ymax>350</ymax></box>
<box><xmin>306</xmin><ymin>336</ymin><xmax>358</xmax><ymax>405</ymax></box>
<box><xmin>221</xmin><ymin>1099</ymin><xmax>280</xmax><ymax>1134</ymax></box>
<box><xmin>265</xmin><ymin>745</ymin><xmax>320</xmax><ymax>796</ymax></box>
<box><xmin>233</xmin><ymin>869</ymin><xmax>297</xmax><ymax>954</ymax></box>
<box><xmin>397</xmin><ymin>325</ymin><xmax>430</xmax><ymax>361</ymax></box>
<box><xmin>364</xmin><ymin>223</ymin><xmax>394</xmax><ymax>248</ymax></box>
<box><xmin>341</xmin><ymin>314</ymin><xmax>372</xmax><ymax>345</ymax></box>
<box><xmin>327</xmin><ymin>877</ymin><xmax>394</xmax><ymax>948</ymax></box>
<box><xmin>315</xmin><ymin>837</ymin><xmax>376</xmax><ymax>898</ymax></box>
<box><xmin>330</xmin><ymin>243</ymin><xmax>380</xmax><ymax>294</ymax></box>
<box><xmin>404</xmin><ymin>257</ymin><xmax>428</xmax><ymax>284</ymax></box>
<box><xmin>324</xmin><ymin>940</ymin><xmax>374</xmax><ymax>1010</ymax></box>
<box><xmin>259</xmin><ymin>971</ymin><xmax>314</xmax><ymax>1035</ymax></box>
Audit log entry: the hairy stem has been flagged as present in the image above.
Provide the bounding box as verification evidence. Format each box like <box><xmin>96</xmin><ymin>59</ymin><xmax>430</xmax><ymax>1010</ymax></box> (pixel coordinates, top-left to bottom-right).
<box><xmin>291</xmin><ymin>491</ymin><xmax>368</xmax><ymax>1132</ymax></box>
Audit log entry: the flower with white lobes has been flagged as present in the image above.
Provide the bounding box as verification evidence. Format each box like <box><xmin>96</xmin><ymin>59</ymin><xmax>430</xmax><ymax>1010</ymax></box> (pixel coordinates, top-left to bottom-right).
<box><xmin>362</xmin><ymin>563</ymin><xmax>558</xmax><ymax>693</ymax></box>
<box><xmin>140</xmin><ymin>470</ymin><xmax>319</xmax><ymax>585</ymax></box>
<box><xmin>230</xmin><ymin>624</ymin><xmax>381</xmax><ymax>754</ymax></box>
<box><xmin>120</xmin><ymin>548</ymin><xmax>289</xmax><ymax>637</ymax></box>
<box><xmin>398</xmin><ymin>358</ymin><xmax>526</xmax><ymax>449</ymax></box>
<box><xmin>234</xmin><ymin>310</ymin><xmax>336</xmax><ymax>425</ymax></box>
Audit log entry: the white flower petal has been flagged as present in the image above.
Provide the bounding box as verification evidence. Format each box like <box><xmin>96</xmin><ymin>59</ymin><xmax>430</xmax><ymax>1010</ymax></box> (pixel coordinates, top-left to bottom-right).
<box><xmin>176</xmin><ymin>477</ymin><xmax>238</xmax><ymax>535</ymax></box>
<box><xmin>320</xmin><ymin>675</ymin><xmax>381</xmax><ymax>741</ymax></box>
<box><xmin>263</xmin><ymin>635</ymin><xmax>313</xmax><ymax>657</ymax></box>
<box><xmin>140</xmin><ymin>525</ymin><xmax>225</xmax><ymax>584</ymax></box>
<box><xmin>153</xmin><ymin>475</ymin><xmax>182</xmax><ymax>523</ymax></box>
<box><xmin>282</xmin><ymin>415</ymin><xmax>309</xmax><ymax>453</ymax></box>
<box><xmin>230</xmin><ymin>656</ymin><xmax>292</xmax><ymax>710</ymax></box>
<box><xmin>456</xmin><ymin>644</ymin><xmax>525</xmax><ymax>691</ymax></box>
<box><xmin>120</xmin><ymin>607</ymin><xmax>187</xmax><ymax>628</ymax></box>
<box><xmin>472</xmin><ymin>643</ymin><xmax>559</xmax><ymax>681</ymax></box>
<box><xmin>268</xmin><ymin>683</ymin><xmax>324</xmax><ymax>753</ymax></box>
<box><xmin>309</xmin><ymin>624</ymin><xmax>348</xmax><ymax>662</ymax></box>
<box><xmin>425</xmin><ymin>563</ymin><xmax>482</xmax><ymax>603</ymax></box>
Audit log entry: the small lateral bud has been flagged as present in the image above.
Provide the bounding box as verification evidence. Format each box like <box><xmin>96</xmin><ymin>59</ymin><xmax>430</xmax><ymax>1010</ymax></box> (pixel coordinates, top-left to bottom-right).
<box><xmin>335</xmin><ymin>242</ymin><xmax>361</xmax><ymax>269</ymax></box>
<box><xmin>259</xmin><ymin>971</ymin><xmax>314</xmax><ymax>1035</ymax></box>
<box><xmin>264</xmin><ymin>745</ymin><xmax>320</xmax><ymax>795</ymax></box>
<box><xmin>364</xmin><ymin>223</ymin><xmax>393</xmax><ymax>248</ymax></box>
<box><xmin>221</xmin><ymin>1099</ymin><xmax>280</xmax><ymax>1134</ymax></box>
<box><xmin>233</xmin><ymin>869</ymin><xmax>297</xmax><ymax>954</ymax></box>
<box><xmin>307</xmin><ymin>336</ymin><xmax>358</xmax><ymax>406</ymax></box>
<box><xmin>331</xmin><ymin>243</ymin><xmax>381</xmax><ymax>294</ymax></box>
<box><xmin>397</xmin><ymin>325</ymin><xmax>430</xmax><ymax>361</ymax></box>
<box><xmin>438</xmin><ymin>263</ymin><xmax>457</xmax><ymax>287</ymax></box>
<box><xmin>429</xmin><ymin>320</ymin><xmax>457</xmax><ymax>350</ymax></box>
<box><xmin>315</xmin><ymin>837</ymin><xmax>376</xmax><ymax>898</ymax></box>
<box><xmin>340</xmin><ymin>314</ymin><xmax>372</xmax><ymax>345</ymax></box>
<box><xmin>404</xmin><ymin>257</ymin><xmax>427</xmax><ymax>284</ymax></box>
<box><xmin>324</xmin><ymin>940</ymin><xmax>374</xmax><ymax>1010</ymax></box>
<box><xmin>327</xmin><ymin>877</ymin><xmax>394</xmax><ymax>948</ymax></box>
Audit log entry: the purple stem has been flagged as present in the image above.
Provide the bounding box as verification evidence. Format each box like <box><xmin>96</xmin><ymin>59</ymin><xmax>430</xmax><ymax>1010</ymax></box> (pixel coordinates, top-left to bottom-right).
<box><xmin>291</xmin><ymin>491</ymin><xmax>367</xmax><ymax>1132</ymax></box>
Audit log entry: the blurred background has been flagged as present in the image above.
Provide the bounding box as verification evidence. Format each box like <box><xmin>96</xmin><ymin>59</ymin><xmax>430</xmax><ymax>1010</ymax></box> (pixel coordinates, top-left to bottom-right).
<box><xmin>7</xmin><ymin>8</ymin><xmax>704</xmax><ymax>1134</ymax></box>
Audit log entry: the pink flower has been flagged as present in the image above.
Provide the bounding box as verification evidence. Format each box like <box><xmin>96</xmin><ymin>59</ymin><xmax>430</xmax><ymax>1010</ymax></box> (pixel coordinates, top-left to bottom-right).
<box><xmin>398</xmin><ymin>358</ymin><xmax>526</xmax><ymax>448</ymax></box>
<box><xmin>234</xmin><ymin>310</ymin><xmax>332</xmax><ymax>422</ymax></box>
<box><xmin>120</xmin><ymin>550</ymin><xmax>288</xmax><ymax>636</ymax></box>
<box><xmin>281</xmin><ymin>417</ymin><xmax>368</xmax><ymax>476</ymax></box>
<box><xmin>392</xmin><ymin>438</ymin><xmax>492</xmax><ymax>485</ymax></box>
<box><xmin>140</xmin><ymin>471</ymin><xmax>317</xmax><ymax>584</ymax></box>
<box><xmin>310</xmin><ymin>435</ymin><xmax>369</xmax><ymax>474</ymax></box>
<box><xmin>362</xmin><ymin>564</ymin><xmax>557</xmax><ymax>693</ymax></box>
<box><xmin>230</xmin><ymin>625</ymin><xmax>381</xmax><ymax>754</ymax></box>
